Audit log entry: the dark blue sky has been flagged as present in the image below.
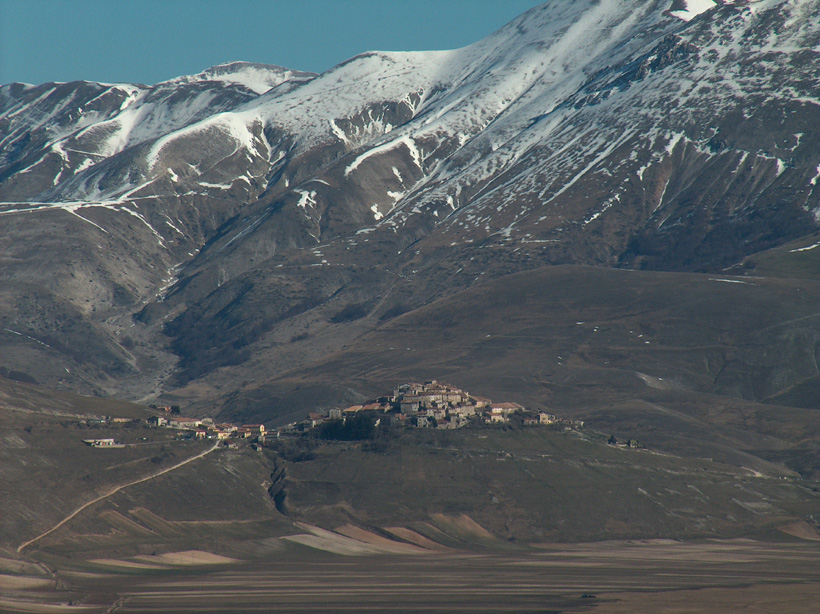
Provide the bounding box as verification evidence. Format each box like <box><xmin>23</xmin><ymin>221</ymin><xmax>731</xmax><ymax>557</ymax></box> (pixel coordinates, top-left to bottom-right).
<box><xmin>1</xmin><ymin>0</ymin><xmax>541</xmax><ymax>86</ymax></box>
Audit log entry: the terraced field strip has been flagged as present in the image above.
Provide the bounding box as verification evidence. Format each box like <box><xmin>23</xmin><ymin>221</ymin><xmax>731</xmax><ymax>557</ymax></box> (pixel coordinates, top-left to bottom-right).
<box><xmin>52</xmin><ymin>541</ymin><xmax>820</xmax><ymax>614</ymax></box>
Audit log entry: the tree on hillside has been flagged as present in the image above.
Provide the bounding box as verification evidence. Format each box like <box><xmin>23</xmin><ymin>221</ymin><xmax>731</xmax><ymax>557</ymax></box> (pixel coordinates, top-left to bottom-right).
<box><xmin>317</xmin><ymin>413</ymin><xmax>376</xmax><ymax>441</ymax></box>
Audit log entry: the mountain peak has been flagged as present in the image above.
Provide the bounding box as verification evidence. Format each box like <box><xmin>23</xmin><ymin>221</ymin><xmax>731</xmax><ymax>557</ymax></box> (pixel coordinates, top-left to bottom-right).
<box><xmin>160</xmin><ymin>61</ymin><xmax>317</xmax><ymax>94</ymax></box>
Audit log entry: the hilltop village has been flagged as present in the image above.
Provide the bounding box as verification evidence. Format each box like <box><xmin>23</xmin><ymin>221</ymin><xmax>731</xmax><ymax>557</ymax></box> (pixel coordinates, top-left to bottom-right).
<box><xmin>80</xmin><ymin>381</ymin><xmax>588</xmax><ymax>449</ymax></box>
<box><xmin>309</xmin><ymin>380</ymin><xmax>568</xmax><ymax>431</ymax></box>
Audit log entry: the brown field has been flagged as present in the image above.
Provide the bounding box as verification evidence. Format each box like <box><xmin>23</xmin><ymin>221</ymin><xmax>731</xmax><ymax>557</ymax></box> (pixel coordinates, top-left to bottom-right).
<box><xmin>3</xmin><ymin>539</ymin><xmax>820</xmax><ymax>613</ymax></box>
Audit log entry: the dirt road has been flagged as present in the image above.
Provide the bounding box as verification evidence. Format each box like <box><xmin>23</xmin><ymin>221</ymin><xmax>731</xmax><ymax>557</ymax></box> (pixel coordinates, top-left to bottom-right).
<box><xmin>18</xmin><ymin>442</ymin><xmax>220</xmax><ymax>553</ymax></box>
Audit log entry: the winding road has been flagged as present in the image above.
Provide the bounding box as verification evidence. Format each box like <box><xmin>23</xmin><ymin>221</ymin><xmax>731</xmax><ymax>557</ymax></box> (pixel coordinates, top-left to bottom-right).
<box><xmin>18</xmin><ymin>442</ymin><xmax>220</xmax><ymax>553</ymax></box>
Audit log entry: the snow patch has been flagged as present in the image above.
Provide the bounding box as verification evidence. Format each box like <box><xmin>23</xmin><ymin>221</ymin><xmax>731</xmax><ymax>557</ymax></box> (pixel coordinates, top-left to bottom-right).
<box><xmin>73</xmin><ymin>158</ymin><xmax>95</xmax><ymax>175</ymax></box>
<box><xmin>670</xmin><ymin>0</ymin><xmax>716</xmax><ymax>22</ymax></box>
<box><xmin>665</xmin><ymin>132</ymin><xmax>684</xmax><ymax>156</ymax></box>
<box><xmin>789</xmin><ymin>240</ymin><xmax>820</xmax><ymax>253</ymax></box>
<box><xmin>68</xmin><ymin>209</ymin><xmax>109</xmax><ymax>233</ymax></box>
<box><xmin>2</xmin><ymin>328</ymin><xmax>51</xmax><ymax>348</ymax></box>
<box><xmin>329</xmin><ymin>119</ymin><xmax>352</xmax><ymax>146</ymax></box>
<box><xmin>636</xmin><ymin>161</ymin><xmax>651</xmax><ymax>181</ymax></box>
<box><xmin>344</xmin><ymin>135</ymin><xmax>421</xmax><ymax>177</ymax></box>
<box><xmin>164</xmin><ymin>216</ymin><xmax>184</xmax><ymax>235</ymax></box>
<box><xmin>122</xmin><ymin>206</ymin><xmax>166</xmax><ymax>246</ymax></box>
<box><xmin>709</xmin><ymin>278</ymin><xmax>748</xmax><ymax>284</ymax></box>
<box><xmin>295</xmin><ymin>189</ymin><xmax>317</xmax><ymax>209</ymax></box>
<box><xmin>810</xmin><ymin>164</ymin><xmax>820</xmax><ymax>186</ymax></box>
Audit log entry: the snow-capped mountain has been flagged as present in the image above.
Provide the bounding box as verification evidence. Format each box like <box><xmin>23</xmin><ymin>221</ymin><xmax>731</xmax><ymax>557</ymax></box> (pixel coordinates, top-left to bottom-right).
<box><xmin>1</xmin><ymin>0</ymin><xmax>819</xmax><ymax>412</ymax></box>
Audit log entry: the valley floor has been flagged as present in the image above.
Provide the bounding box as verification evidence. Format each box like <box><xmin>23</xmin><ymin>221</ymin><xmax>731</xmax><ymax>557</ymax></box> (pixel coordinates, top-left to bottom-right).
<box><xmin>3</xmin><ymin>539</ymin><xmax>820</xmax><ymax>613</ymax></box>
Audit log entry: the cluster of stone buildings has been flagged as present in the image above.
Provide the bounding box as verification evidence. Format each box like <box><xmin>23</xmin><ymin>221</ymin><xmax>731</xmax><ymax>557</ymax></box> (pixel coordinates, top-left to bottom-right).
<box><xmin>306</xmin><ymin>380</ymin><xmax>562</xmax><ymax>431</ymax></box>
<box><xmin>78</xmin><ymin>409</ymin><xmax>268</xmax><ymax>449</ymax></box>
<box><xmin>147</xmin><ymin>413</ymin><xmax>266</xmax><ymax>442</ymax></box>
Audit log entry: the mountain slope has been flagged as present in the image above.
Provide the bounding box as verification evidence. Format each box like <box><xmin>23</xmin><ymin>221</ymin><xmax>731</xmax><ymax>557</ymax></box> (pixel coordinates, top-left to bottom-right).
<box><xmin>1</xmin><ymin>0</ymin><xmax>819</xmax><ymax>421</ymax></box>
